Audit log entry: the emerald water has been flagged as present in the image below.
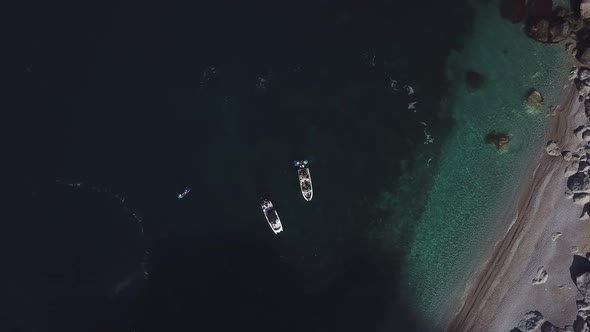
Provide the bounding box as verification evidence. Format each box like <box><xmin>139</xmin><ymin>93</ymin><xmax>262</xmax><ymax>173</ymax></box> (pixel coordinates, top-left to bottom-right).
<box><xmin>399</xmin><ymin>1</ymin><xmax>570</xmax><ymax>328</ymax></box>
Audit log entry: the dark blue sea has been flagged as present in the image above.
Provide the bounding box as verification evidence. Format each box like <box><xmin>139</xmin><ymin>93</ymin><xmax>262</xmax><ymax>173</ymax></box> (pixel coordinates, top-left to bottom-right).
<box><xmin>11</xmin><ymin>0</ymin><xmax>475</xmax><ymax>331</ymax></box>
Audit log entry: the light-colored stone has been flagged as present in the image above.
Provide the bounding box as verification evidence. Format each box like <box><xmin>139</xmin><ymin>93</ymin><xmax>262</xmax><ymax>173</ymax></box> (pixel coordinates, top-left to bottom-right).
<box><xmin>551</xmin><ymin>232</ymin><xmax>562</xmax><ymax>241</ymax></box>
<box><xmin>517</xmin><ymin>311</ymin><xmax>544</xmax><ymax>331</ymax></box>
<box><xmin>568</xmin><ymin>176</ymin><xmax>590</xmax><ymax>193</ymax></box>
<box><xmin>581</xmin><ymin>162</ymin><xmax>590</xmax><ymax>173</ymax></box>
<box><xmin>547</xmin><ymin>141</ymin><xmax>561</xmax><ymax>156</ymax></box>
<box><xmin>566</xmin><ymin>163</ymin><xmax>580</xmax><ymax>177</ymax></box>
<box><xmin>567</xmin><ymin>191</ymin><xmax>575</xmax><ymax>199</ymax></box>
<box><xmin>564</xmin><ymin>150</ymin><xmax>574</xmax><ymax>161</ymax></box>
<box><xmin>532</xmin><ymin>267</ymin><xmax>548</xmax><ymax>284</ymax></box>
<box><xmin>574</xmin><ymin>193</ymin><xmax>590</xmax><ymax>205</ymax></box>
<box><xmin>582</xmin><ymin>0</ymin><xmax>590</xmax><ymax>19</ymax></box>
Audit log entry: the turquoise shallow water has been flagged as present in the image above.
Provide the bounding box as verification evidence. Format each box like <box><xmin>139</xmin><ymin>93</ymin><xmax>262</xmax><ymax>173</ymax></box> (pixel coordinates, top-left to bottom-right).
<box><xmin>393</xmin><ymin>1</ymin><xmax>570</xmax><ymax>328</ymax></box>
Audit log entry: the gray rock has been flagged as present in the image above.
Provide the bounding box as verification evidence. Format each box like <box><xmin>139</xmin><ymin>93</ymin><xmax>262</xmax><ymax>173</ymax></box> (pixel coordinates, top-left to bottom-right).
<box><xmin>567</xmin><ymin>191</ymin><xmax>575</xmax><ymax>200</ymax></box>
<box><xmin>541</xmin><ymin>321</ymin><xmax>560</xmax><ymax>332</ymax></box>
<box><xmin>582</xmin><ymin>205</ymin><xmax>590</xmax><ymax>220</ymax></box>
<box><xmin>580</xmin><ymin>68</ymin><xmax>590</xmax><ymax>81</ymax></box>
<box><xmin>567</xmin><ymin>163</ymin><xmax>580</xmax><ymax>177</ymax></box>
<box><xmin>574</xmin><ymin>193</ymin><xmax>590</xmax><ymax>206</ymax></box>
<box><xmin>565</xmin><ymin>151</ymin><xmax>574</xmax><ymax>161</ymax></box>
<box><xmin>548</xmin><ymin>141</ymin><xmax>561</xmax><ymax>156</ymax></box>
<box><xmin>577</xmin><ymin>272</ymin><xmax>590</xmax><ymax>303</ymax></box>
<box><xmin>582</xmin><ymin>0</ymin><xmax>590</xmax><ymax>19</ymax></box>
<box><xmin>579</xmin><ymin>46</ymin><xmax>590</xmax><ymax>66</ymax></box>
<box><xmin>517</xmin><ymin>311</ymin><xmax>544</xmax><ymax>331</ymax></box>
<box><xmin>568</xmin><ymin>176</ymin><xmax>590</xmax><ymax>193</ymax></box>
<box><xmin>578</xmin><ymin>301</ymin><xmax>590</xmax><ymax>311</ymax></box>
<box><xmin>573</xmin><ymin>315</ymin><xmax>589</xmax><ymax>332</ymax></box>
<box><xmin>533</xmin><ymin>267</ymin><xmax>549</xmax><ymax>284</ymax></box>
<box><xmin>551</xmin><ymin>232</ymin><xmax>563</xmax><ymax>241</ymax></box>
<box><xmin>569</xmin><ymin>43</ymin><xmax>579</xmax><ymax>56</ymax></box>
<box><xmin>581</xmin><ymin>162</ymin><xmax>590</xmax><ymax>173</ymax></box>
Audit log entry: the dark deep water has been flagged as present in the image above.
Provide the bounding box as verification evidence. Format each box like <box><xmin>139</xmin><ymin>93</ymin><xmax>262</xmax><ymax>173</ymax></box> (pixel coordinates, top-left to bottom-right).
<box><xmin>12</xmin><ymin>0</ymin><xmax>473</xmax><ymax>331</ymax></box>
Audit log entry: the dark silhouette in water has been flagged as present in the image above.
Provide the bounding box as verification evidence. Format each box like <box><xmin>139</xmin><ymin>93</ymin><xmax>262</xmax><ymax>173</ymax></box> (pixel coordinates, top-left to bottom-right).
<box><xmin>500</xmin><ymin>0</ymin><xmax>527</xmax><ymax>23</ymax></box>
<box><xmin>465</xmin><ymin>70</ymin><xmax>486</xmax><ymax>91</ymax></box>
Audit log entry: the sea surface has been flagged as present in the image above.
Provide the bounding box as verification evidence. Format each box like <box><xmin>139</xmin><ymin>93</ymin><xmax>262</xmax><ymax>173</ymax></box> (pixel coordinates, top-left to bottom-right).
<box><xmin>10</xmin><ymin>0</ymin><xmax>569</xmax><ymax>331</ymax></box>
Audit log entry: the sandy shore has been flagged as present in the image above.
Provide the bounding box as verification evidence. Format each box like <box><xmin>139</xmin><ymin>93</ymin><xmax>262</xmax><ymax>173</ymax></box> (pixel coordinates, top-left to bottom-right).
<box><xmin>446</xmin><ymin>85</ymin><xmax>590</xmax><ymax>331</ymax></box>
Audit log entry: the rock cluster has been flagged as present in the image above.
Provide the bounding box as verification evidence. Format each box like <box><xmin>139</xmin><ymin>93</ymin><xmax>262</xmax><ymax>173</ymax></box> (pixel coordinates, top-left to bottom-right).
<box><xmin>512</xmin><ymin>256</ymin><xmax>590</xmax><ymax>331</ymax></box>
<box><xmin>525</xmin><ymin>7</ymin><xmax>571</xmax><ymax>43</ymax></box>
<box><xmin>572</xmin><ymin>67</ymin><xmax>590</xmax><ymax>100</ymax></box>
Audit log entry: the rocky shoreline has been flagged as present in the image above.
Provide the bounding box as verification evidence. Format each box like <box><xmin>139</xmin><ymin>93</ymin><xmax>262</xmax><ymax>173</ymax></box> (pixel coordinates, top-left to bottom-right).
<box><xmin>509</xmin><ymin>1</ymin><xmax>590</xmax><ymax>330</ymax></box>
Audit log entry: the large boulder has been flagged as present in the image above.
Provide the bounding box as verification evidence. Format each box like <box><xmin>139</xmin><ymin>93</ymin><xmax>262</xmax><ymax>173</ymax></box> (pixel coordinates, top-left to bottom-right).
<box><xmin>575</xmin><ymin>125</ymin><xmax>590</xmax><ymax>142</ymax></box>
<box><xmin>577</xmin><ymin>272</ymin><xmax>590</xmax><ymax>303</ymax></box>
<box><xmin>549</xmin><ymin>20</ymin><xmax>570</xmax><ymax>43</ymax></box>
<box><xmin>528</xmin><ymin>20</ymin><xmax>551</xmax><ymax>42</ymax></box>
<box><xmin>579</xmin><ymin>67</ymin><xmax>590</xmax><ymax>81</ymax></box>
<box><xmin>530</xmin><ymin>0</ymin><xmax>554</xmax><ymax>19</ymax></box>
<box><xmin>577</xmin><ymin>46</ymin><xmax>590</xmax><ymax>66</ymax></box>
<box><xmin>517</xmin><ymin>311</ymin><xmax>545</xmax><ymax>331</ymax></box>
<box><xmin>567</xmin><ymin>176</ymin><xmax>590</xmax><ymax>192</ymax></box>
<box><xmin>574</xmin><ymin>193</ymin><xmax>590</xmax><ymax>205</ymax></box>
<box><xmin>528</xmin><ymin>89</ymin><xmax>544</xmax><ymax>109</ymax></box>
<box><xmin>567</xmin><ymin>162</ymin><xmax>581</xmax><ymax>177</ymax></box>
<box><xmin>541</xmin><ymin>321</ymin><xmax>560</xmax><ymax>332</ymax></box>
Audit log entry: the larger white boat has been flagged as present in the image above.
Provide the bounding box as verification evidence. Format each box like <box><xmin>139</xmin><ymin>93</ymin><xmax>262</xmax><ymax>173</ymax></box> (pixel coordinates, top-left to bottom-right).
<box><xmin>294</xmin><ymin>160</ymin><xmax>313</xmax><ymax>201</ymax></box>
<box><xmin>261</xmin><ymin>199</ymin><xmax>283</xmax><ymax>234</ymax></box>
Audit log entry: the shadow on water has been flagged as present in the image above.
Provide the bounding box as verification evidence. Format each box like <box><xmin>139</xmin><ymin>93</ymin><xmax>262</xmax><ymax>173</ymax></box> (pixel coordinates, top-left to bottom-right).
<box><xmin>17</xmin><ymin>0</ymin><xmax>475</xmax><ymax>330</ymax></box>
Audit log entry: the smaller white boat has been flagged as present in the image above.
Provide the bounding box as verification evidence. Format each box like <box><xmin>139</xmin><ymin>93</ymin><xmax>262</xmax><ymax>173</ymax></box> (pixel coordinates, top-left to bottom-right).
<box><xmin>178</xmin><ymin>187</ymin><xmax>191</xmax><ymax>199</ymax></box>
<box><xmin>261</xmin><ymin>199</ymin><xmax>283</xmax><ymax>234</ymax></box>
<box><xmin>294</xmin><ymin>160</ymin><xmax>313</xmax><ymax>201</ymax></box>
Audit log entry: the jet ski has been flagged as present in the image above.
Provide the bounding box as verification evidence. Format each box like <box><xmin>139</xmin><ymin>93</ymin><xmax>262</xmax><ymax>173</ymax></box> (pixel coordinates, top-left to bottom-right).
<box><xmin>261</xmin><ymin>199</ymin><xmax>283</xmax><ymax>234</ymax></box>
<box><xmin>294</xmin><ymin>160</ymin><xmax>313</xmax><ymax>201</ymax></box>
<box><xmin>178</xmin><ymin>187</ymin><xmax>190</xmax><ymax>199</ymax></box>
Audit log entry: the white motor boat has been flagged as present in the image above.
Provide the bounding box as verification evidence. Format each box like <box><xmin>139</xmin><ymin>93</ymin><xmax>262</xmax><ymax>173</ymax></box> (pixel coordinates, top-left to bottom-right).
<box><xmin>261</xmin><ymin>199</ymin><xmax>283</xmax><ymax>234</ymax></box>
<box><xmin>294</xmin><ymin>160</ymin><xmax>313</xmax><ymax>201</ymax></box>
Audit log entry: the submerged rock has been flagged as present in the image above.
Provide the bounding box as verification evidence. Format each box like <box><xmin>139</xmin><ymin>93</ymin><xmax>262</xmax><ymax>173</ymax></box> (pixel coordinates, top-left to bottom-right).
<box><xmin>485</xmin><ymin>131</ymin><xmax>511</xmax><ymax>150</ymax></box>
<box><xmin>465</xmin><ymin>70</ymin><xmax>486</xmax><ymax>91</ymax></box>
<box><xmin>528</xmin><ymin>89</ymin><xmax>544</xmax><ymax>109</ymax></box>
<box><xmin>500</xmin><ymin>0</ymin><xmax>527</xmax><ymax>23</ymax></box>
<box><xmin>517</xmin><ymin>311</ymin><xmax>545</xmax><ymax>331</ymax></box>
<box><xmin>547</xmin><ymin>141</ymin><xmax>561</xmax><ymax>156</ymax></box>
